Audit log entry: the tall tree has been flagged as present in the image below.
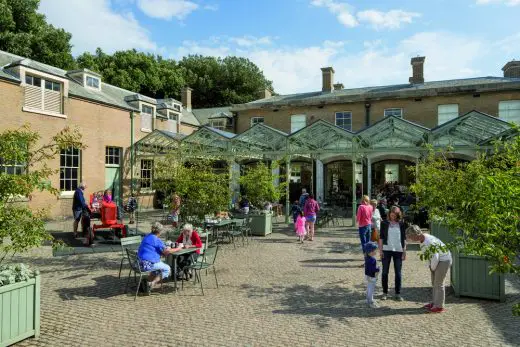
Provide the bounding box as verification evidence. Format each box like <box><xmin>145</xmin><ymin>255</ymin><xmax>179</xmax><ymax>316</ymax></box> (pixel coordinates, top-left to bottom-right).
<box><xmin>178</xmin><ymin>55</ymin><xmax>274</xmax><ymax>108</ymax></box>
<box><xmin>0</xmin><ymin>0</ymin><xmax>75</xmax><ymax>69</ymax></box>
<box><xmin>76</xmin><ymin>49</ymin><xmax>185</xmax><ymax>99</ymax></box>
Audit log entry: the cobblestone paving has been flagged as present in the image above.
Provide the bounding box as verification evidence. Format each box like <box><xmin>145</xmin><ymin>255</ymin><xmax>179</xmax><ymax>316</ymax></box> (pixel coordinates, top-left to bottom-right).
<box><xmin>13</xmin><ymin>218</ymin><xmax>520</xmax><ymax>347</ymax></box>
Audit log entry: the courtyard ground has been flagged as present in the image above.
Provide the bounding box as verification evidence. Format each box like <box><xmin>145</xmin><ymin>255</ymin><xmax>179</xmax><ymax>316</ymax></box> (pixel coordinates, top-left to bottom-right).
<box><xmin>11</xmin><ymin>212</ymin><xmax>520</xmax><ymax>347</ymax></box>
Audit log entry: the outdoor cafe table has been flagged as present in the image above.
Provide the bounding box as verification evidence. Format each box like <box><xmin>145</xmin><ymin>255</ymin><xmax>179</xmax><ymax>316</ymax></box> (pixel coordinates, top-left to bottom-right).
<box><xmin>165</xmin><ymin>248</ymin><xmax>198</xmax><ymax>292</ymax></box>
<box><xmin>204</xmin><ymin>219</ymin><xmax>234</xmax><ymax>243</ymax></box>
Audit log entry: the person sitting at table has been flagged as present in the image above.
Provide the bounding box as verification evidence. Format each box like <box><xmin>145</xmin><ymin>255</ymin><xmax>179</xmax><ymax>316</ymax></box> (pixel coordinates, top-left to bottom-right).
<box><xmin>137</xmin><ymin>222</ymin><xmax>178</xmax><ymax>294</ymax></box>
<box><xmin>239</xmin><ymin>196</ymin><xmax>250</xmax><ymax>214</ymax></box>
<box><xmin>175</xmin><ymin>223</ymin><xmax>203</xmax><ymax>279</ymax></box>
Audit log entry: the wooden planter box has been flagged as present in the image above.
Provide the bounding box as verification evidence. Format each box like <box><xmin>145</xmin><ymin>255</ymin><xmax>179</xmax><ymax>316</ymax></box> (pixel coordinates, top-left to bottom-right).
<box><xmin>430</xmin><ymin>221</ymin><xmax>505</xmax><ymax>302</ymax></box>
<box><xmin>250</xmin><ymin>213</ymin><xmax>273</xmax><ymax>236</ymax></box>
<box><xmin>0</xmin><ymin>272</ymin><xmax>41</xmax><ymax>347</ymax></box>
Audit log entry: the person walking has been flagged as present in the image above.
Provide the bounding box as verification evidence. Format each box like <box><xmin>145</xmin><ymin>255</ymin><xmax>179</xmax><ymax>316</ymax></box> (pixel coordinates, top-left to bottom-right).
<box><xmin>378</xmin><ymin>206</ymin><xmax>407</xmax><ymax>301</ymax></box>
<box><xmin>170</xmin><ymin>192</ymin><xmax>181</xmax><ymax>228</ymax></box>
<box><xmin>406</xmin><ymin>225</ymin><xmax>452</xmax><ymax>313</ymax></box>
<box><xmin>303</xmin><ymin>194</ymin><xmax>320</xmax><ymax>241</ymax></box>
<box><xmin>295</xmin><ymin>211</ymin><xmax>306</xmax><ymax>243</ymax></box>
<box><xmin>356</xmin><ymin>195</ymin><xmax>373</xmax><ymax>264</ymax></box>
<box><xmin>299</xmin><ymin>188</ymin><xmax>309</xmax><ymax>209</ymax></box>
<box><xmin>72</xmin><ymin>182</ymin><xmax>88</xmax><ymax>238</ymax></box>
<box><xmin>364</xmin><ymin>241</ymin><xmax>380</xmax><ymax>308</ymax></box>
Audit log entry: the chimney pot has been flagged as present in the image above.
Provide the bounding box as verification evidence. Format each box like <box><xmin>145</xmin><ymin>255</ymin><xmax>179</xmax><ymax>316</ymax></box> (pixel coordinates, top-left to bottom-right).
<box><xmin>502</xmin><ymin>60</ymin><xmax>520</xmax><ymax>78</ymax></box>
<box><xmin>181</xmin><ymin>86</ymin><xmax>193</xmax><ymax>111</ymax></box>
<box><xmin>333</xmin><ymin>83</ymin><xmax>344</xmax><ymax>91</ymax></box>
<box><xmin>321</xmin><ymin>67</ymin><xmax>335</xmax><ymax>92</ymax></box>
<box><xmin>409</xmin><ymin>56</ymin><xmax>425</xmax><ymax>84</ymax></box>
<box><xmin>257</xmin><ymin>88</ymin><xmax>272</xmax><ymax>99</ymax></box>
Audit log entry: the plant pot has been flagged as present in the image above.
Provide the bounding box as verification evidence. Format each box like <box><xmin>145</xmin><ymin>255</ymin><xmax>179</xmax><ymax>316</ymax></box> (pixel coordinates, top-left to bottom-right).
<box><xmin>0</xmin><ymin>271</ymin><xmax>40</xmax><ymax>346</ymax></box>
<box><xmin>250</xmin><ymin>213</ymin><xmax>273</xmax><ymax>236</ymax></box>
<box><xmin>430</xmin><ymin>221</ymin><xmax>505</xmax><ymax>302</ymax></box>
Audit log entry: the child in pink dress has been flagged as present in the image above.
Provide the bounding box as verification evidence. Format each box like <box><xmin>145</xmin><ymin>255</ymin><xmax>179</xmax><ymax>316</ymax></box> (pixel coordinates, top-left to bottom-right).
<box><xmin>295</xmin><ymin>212</ymin><xmax>306</xmax><ymax>243</ymax></box>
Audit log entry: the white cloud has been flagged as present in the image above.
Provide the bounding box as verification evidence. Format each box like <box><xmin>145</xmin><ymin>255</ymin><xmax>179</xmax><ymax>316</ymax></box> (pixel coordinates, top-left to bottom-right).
<box><xmin>311</xmin><ymin>0</ymin><xmax>358</xmax><ymax>28</ymax></box>
<box><xmin>204</xmin><ymin>4</ymin><xmax>219</xmax><ymax>11</ymax></box>
<box><xmin>136</xmin><ymin>0</ymin><xmax>198</xmax><ymax>20</ymax></box>
<box><xmin>229</xmin><ymin>36</ymin><xmax>273</xmax><ymax>47</ymax></box>
<box><xmin>476</xmin><ymin>0</ymin><xmax>520</xmax><ymax>5</ymax></box>
<box><xmin>357</xmin><ymin>10</ymin><xmax>421</xmax><ymax>30</ymax></box>
<box><xmin>39</xmin><ymin>0</ymin><xmax>157</xmax><ymax>55</ymax></box>
<box><xmin>172</xmin><ymin>32</ymin><xmax>491</xmax><ymax>94</ymax></box>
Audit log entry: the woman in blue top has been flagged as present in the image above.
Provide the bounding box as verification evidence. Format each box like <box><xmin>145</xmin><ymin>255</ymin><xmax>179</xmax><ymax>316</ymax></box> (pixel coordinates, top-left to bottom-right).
<box><xmin>137</xmin><ymin>222</ymin><xmax>177</xmax><ymax>293</ymax></box>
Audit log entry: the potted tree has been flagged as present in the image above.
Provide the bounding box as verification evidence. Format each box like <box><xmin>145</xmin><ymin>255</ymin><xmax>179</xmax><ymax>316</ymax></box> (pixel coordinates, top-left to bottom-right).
<box><xmin>412</xmin><ymin>136</ymin><xmax>519</xmax><ymax>314</ymax></box>
<box><xmin>239</xmin><ymin>161</ymin><xmax>284</xmax><ymax>236</ymax></box>
<box><xmin>0</xmin><ymin>125</ymin><xmax>83</xmax><ymax>345</ymax></box>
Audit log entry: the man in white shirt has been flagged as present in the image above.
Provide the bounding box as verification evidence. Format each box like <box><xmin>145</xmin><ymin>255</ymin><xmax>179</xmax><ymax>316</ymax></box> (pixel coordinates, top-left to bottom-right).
<box><xmin>406</xmin><ymin>225</ymin><xmax>452</xmax><ymax>313</ymax></box>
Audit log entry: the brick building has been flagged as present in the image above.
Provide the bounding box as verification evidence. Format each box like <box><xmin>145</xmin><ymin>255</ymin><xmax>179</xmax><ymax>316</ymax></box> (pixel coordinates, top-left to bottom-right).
<box><xmin>0</xmin><ymin>50</ymin><xmax>226</xmax><ymax>218</ymax></box>
<box><xmin>230</xmin><ymin>57</ymin><xmax>520</xmax><ymax>203</ymax></box>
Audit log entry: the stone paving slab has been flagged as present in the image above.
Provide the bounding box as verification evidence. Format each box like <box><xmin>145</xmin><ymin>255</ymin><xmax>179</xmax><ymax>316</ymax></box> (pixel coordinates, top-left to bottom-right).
<box><xmin>11</xmin><ymin>220</ymin><xmax>520</xmax><ymax>347</ymax></box>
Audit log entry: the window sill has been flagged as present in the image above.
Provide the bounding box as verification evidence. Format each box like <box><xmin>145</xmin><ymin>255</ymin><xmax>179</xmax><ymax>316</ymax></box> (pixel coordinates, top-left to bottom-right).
<box><xmin>59</xmin><ymin>191</ymin><xmax>75</xmax><ymax>199</ymax></box>
<box><xmin>141</xmin><ymin>128</ymin><xmax>152</xmax><ymax>133</ymax></box>
<box><xmin>23</xmin><ymin>107</ymin><xmax>67</xmax><ymax>119</ymax></box>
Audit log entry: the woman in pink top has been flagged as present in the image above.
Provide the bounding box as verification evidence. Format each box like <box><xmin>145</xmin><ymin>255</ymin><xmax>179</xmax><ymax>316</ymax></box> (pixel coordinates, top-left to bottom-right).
<box><xmin>303</xmin><ymin>194</ymin><xmax>320</xmax><ymax>241</ymax></box>
<box><xmin>356</xmin><ymin>195</ymin><xmax>374</xmax><ymax>259</ymax></box>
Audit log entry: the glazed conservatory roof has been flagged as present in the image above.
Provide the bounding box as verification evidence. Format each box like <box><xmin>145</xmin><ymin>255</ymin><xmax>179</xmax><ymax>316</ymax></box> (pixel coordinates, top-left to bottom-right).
<box><xmin>134</xmin><ymin>111</ymin><xmax>517</xmax><ymax>158</ymax></box>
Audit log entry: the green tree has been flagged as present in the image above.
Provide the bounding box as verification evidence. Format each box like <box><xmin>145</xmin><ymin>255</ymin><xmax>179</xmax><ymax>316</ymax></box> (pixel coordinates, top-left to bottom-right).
<box><xmin>153</xmin><ymin>154</ymin><xmax>230</xmax><ymax>221</ymax></box>
<box><xmin>0</xmin><ymin>0</ymin><xmax>75</xmax><ymax>69</ymax></box>
<box><xmin>239</xmin><ymin>161</ymin><xmax>284</xmax><ymax>210</ymax></box>
<box><xmin>411</xmin><ymin>135</ymin><xmax>520</xmax><ymax>314</ymax></box>
<box><xmin>76</xmin><ymin>48</ymin><xmax>185</xmax><ymax>99</ymax></box>
<box><xmin>178</xmin><ymin>55</ymin><xmax>273</xmax><ymax>108</ymax></box>
<box><xmin>0</xmin><ymin>125</ymin><xmax>83</xmax><ymax>264</ymax></box>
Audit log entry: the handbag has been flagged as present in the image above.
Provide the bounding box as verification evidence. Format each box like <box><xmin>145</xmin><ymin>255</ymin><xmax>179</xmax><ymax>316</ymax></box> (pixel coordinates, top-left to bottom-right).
<box><xmin>370</xmin><ymin>228</ymin><xmax>379</xmax><ymax>242</ymax></box>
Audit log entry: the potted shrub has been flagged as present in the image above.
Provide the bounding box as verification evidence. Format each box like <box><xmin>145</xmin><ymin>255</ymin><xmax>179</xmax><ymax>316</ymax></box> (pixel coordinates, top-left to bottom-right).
<box><xmin>0</xmin><ymin>125</ymin><xmax>83</xmax><ymax>345</ymax></box>
<box><xmin>412</xmin><ymin>136</ymin><xmax>519</xmax><ymax>314</ymax></box>
<box><xmin>239</xmin><ymin>161</ymin><xmax>284</xmax><ymax>236</ymax></box>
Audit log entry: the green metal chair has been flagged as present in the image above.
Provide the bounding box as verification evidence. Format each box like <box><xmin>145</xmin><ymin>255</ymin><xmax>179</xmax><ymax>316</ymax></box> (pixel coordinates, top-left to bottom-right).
<box><xmin>118</xmin><ymin>236</ymin><xmax>142</xmax><ymax>278</ymax></box>
<box><xmin>124</xmin><ymin>248</ymin><xmax>161</xmax><ymax>300</ymax></box>
<box><xmin>182</xmin><ymin>245</ymin><xmax>219</xmax><ymax>295</ymax></box>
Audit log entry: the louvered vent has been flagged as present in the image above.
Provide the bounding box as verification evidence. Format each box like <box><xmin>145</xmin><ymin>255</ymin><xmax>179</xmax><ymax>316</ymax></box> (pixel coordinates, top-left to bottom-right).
<box><xmin>24</xmin><ymin>85</ymin><xmax>42</xmax><ymax>109</ymax></box>
<box><xmin>43</xmin><ymin>90</ymin><xmax>62</xmax><ymax>113</ymax></box>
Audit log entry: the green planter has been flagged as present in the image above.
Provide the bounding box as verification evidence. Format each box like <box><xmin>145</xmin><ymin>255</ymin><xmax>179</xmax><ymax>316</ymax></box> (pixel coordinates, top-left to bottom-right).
<box><xmin>250</xmin><ymin>213</ymin><xmax>273</xmax><ymax>236</ymax></box>
<box><xmin>430</xmin><ymin>221</ymin><xmax>505</xmax><ymax>302</ymax></box>
<box><xmin>0</xmin><ymin>272</ymin><xmax>41</xmax><ymax>347</ymax></box>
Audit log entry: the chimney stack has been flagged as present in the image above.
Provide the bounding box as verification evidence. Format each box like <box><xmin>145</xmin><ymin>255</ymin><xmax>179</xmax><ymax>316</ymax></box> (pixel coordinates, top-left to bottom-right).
<box><xmin>333</xmin><ymin>83</ymin><xmax>344</xmax><ymax>91</ymax></box>
<box><xmin>321</xmin><ymin>67</ymin><xmax>335</xmax><ymax>92</ymax></box>
<box><xmin>409</xmin><ymin>56</ymin><xmax>425</xmax><ymax>84</ymax></box>
<box><xmin>257</xmin><ymin>88</ymin><xmax>272</xmax><ymax>99</ymax></box>
<box><xmin>502</xmin><ymin>60</ymin><xmax>520</xmax><ymax>78</ymax></box>
<box><xmin>181</xmin><ymin>86</ymin><xmax>193</xmax><ymax>111</ymax></box>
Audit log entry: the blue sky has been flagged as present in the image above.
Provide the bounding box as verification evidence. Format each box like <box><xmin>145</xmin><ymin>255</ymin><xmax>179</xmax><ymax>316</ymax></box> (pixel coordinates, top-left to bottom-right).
<box><xmin>39</xmin><ymin>0</ymin><xmax>520</xmax><ymax>94</ymax></box>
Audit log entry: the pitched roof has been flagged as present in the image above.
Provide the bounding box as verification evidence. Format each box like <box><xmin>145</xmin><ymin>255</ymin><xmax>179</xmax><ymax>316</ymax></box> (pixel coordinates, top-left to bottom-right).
<box><xmin>190</xmin><ymin>107</ymin><xmax>233</xmax><ymax>125</ymax></box>
<box><xmin>0</xmin><ymin>50</ymin><xmax>185</xmax><ymax>114</ymax></box>
<box><xmin>232</xmin><ymin>76</ymin><xmax>520</xmax><ymax>111</ymax></box>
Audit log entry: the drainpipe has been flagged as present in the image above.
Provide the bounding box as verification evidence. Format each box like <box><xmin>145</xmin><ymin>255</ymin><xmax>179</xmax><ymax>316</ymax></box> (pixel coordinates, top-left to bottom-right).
<box><xmin>130</xmin><ymin>111</ymin><xmax>135</xmax><ymax>197</ymax></box>
<box><xmin>364</xmin><ymin>102</ymin><xmax>371</xmax><ymax>128</ymax></box>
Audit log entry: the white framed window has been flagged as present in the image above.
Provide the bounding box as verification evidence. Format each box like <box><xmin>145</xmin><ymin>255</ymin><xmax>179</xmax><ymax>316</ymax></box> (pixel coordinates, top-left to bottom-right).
<box><xmin>105</xmin><ymin>147</ymin><xmax>121</xmax><ymax>166</ymax></box>
<box><xmin>86</xmin><ymin>75</ymin><xmax>100</xmax><ymax>89</ymax></box>
<box><xmin>250</xmin><ymin>117</ymin><xmax>264</xmax><ymax>127</ymax></box>
<box><xmin>210</xmin><ymin>119</ymin><xmax>226</xmax><ymax>131</ymax></box>
<box><xmin>141</xmin><ymin>104</ymin><xmax>154</xmax><ymax>132</ymax></box>
<box><xmin>499</xmin><ymin>100</ymin><xmax>520</xmax><ymax>124</ymax></box>
<box><xmin>173</xmin><ymin>104</ymin><xmax>181</xmax><ymax>112</ymax></box>
<box><xmin>24</xmin><ymin>74</ymin><xmax>63</xmax><ymax>114</ymax></box>
<box><xmin>60</xmin><ymin>147</ymin><xmax>80</xmax><ymax>191</ymax></box>
<box><xmin>290</xmin><ymin>164</ymin><xmax>302</xmax><ymax>183</ymax></box>
<box><xmin>0</xmin><ymin>158</ymin><xmax>25</xmax><ymax>175</ymax></box>
<box><xmin>384</xmin><ymin>108</ymin><xmax>403</xmax><ymax>118</ymax></box>
<box><xmin>168</xmin><ymin>112</ymin><xmax>178</xmax><ymax>121</ymax></box>
<box><xmin>167</xmin><ymin>112</ymin><xmax>178</xmax><ymax>133</ymax></box>
<box><xmin>335</xmin><ymin>112</ymin><xmax>352</xmax><ymax>131</ymax></box>
<box><xmin>291</xmin><ymin>114</ymin><xmax>306</xmax><ymax>133</ymax></box>
<box><xmin>140</xmin><ymin>159</ymin><xmax>153</xmax><ymax>189</ymax></box>
<box><xmin>438</xmin><ymin>104</ymin><xmax>459</xmax><ymax>125</ymax></box>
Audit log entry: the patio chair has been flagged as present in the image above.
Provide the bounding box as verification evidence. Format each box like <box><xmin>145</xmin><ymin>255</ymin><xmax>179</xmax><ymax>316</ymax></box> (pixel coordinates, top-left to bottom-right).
<box><xmin>182</xmin><ymin>244</ymin><xmax>219</xmax><ymax>295</ymax></box>
<box><xmin>118</xmin><ymin>235</ymin><xmax>143</xmax><ymax>278</ymax></box>
<box><xmin>124</xmin><ymin>248</ymin><xmax>162</xmax><ymax>300</ymax></box>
